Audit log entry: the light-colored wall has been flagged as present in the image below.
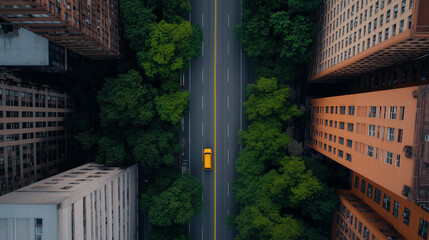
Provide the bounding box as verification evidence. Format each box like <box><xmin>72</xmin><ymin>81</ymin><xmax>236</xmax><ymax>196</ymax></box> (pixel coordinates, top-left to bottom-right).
<box><xmin>0</xmin><ymin>204</ymin><xmax>57</xmax><ymax>240</ymax></box>
<box><xmin>0</xmin><ymin>27</ymin><xmax>49</xmax><ymax>66</ymax></box>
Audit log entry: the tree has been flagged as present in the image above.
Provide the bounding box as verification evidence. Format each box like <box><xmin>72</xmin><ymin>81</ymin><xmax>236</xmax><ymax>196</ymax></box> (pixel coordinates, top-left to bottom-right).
<box><xmin>270</xmin><ymin>12</ymin><xmax>315</xmax><ymax>62</ymax></box>
<box><xmin>142</xmin><ymin>173</ymin><xmax>203</xmax><ymax>226</ymax></box>
<box><xmin>244</xmin><ymin>77</ymin><xmax>302</xmax><ymax>122</ymax></box>
<box><xmin>238</xmin><ymin>119</ymin><xmax>289</xmax><ymax>165</ymax></box>
<box><xmin>150</xmin><ymin>226</ymin><xmax>191</xmax><ymax>240</ymax></box>
<box><xmin>75</xmin><ymin>130</ymin><xmax>99</xmax><ymax>151</ymax></box>
<box><xmin>139</xmin><ymin>20</ymin><xmax>202</xmax><ymax>79</ymax></box>
<box><xmin>287</xmin><ymin>0</ymin><xmax>322</xmax><ymax>13</ymax></box>
<box><xmin>129</xmin><ymin>122</ymin><xmax>180</xmax><ymax>168</ymax></box>
<box><xmin>97</xmin><ymin>70</ymin><xmax>156</xmax><ymax>127</ymax></box>
<box><xmin>234</xmin><ymin>10</ymin><xmax>276</xmax><ymax>59</ymax></box>
<box><xmin>96</xmin><ymin>137</ymin><xmax>126</xmax><ymax>166</ymax></box>
<box><xmin>155</xmin><ymin>90</ymin><xmax>190</xmax><ymax>124</ymax></box>
<box><xmin>120</xmin><ymin>0</ymin><xmax>157</xmax><ymax>51</ymax></box>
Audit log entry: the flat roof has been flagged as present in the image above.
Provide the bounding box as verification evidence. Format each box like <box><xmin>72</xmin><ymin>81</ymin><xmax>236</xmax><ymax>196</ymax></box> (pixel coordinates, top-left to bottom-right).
<box><xmin>0</xmin><ymin>163</ymin><xmax>136</xmax><ymax>205</ymax></box>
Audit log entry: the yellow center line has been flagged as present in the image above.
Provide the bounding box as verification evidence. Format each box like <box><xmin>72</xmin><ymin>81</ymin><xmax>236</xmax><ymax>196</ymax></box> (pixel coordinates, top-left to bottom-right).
<box><xmin>213</xmin><ymin>0</ymin><xmax>217</xmax><ymax>238</ymax></box>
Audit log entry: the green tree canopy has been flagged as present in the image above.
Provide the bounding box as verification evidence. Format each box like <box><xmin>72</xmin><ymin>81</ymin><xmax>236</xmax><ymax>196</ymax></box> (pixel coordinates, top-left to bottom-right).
<box><xmin>141</xmin><ymin>173</ymin><xmax>203</xmax><ymax>226</ymax></box>
<box><xmin>97</xmin><ymin>70</ymin><xmax>156</xmax><ymax>127</ymax></box>
<box><xmin>120</xmin><ymin>0</ymin><xmax>157</xmax><ymax>51</ymax></box>
<box><xmin>139</xmin><ymin>20</ymin><xmax>202</xmax><ymax>79</ymax></box>
<box><xmin>128</xmin><ymin>122</ymin><xmax>180</xmax><ymax>168</ymax></box>
<box><xmin>244</xmin><ymin>77</ymin><xmax>302</xmax><ymax>122</ymax></box>
<box><xmin>96</xmin><ymin>137</ymin><xmax>126</xmax><ymax>166</ymax></box>
<box><xmin>238</xmin><ymin>119</ymin><xmax>289</xmax><ymax>165</ymax></box>
<box><xmin>155</xmin><ymin>90</ymin><xmax>190</xmax><ymax>124</ymax></box>
<box><xmin>270</xmin><ymin>12</ymin><xmax>315</xmax><ymax>62</ymax></box>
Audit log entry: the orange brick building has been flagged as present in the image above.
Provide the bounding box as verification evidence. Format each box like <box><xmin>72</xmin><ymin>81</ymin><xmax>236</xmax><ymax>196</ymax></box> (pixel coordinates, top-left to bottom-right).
<box><xmin>312</xmin><ymin>0</ymin><xmax>429</xmax><ymax>82</ymax></box>
<box><xmin>309</xmin><ymin>86</ymin><xmax>429</xmax><ymax>204</ymax></box>
<box><xmin>332</xmin><ymin>172</ymin><xmax>429</xmax><ymax>240</ymax></box>
<box><xmin>0</xmin><ymin>0</ymin><xmax>121</xmax><ymax>59</ymax></box>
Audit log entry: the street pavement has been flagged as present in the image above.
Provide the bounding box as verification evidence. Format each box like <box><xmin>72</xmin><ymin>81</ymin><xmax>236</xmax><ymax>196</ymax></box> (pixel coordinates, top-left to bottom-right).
<box><xmin>181</xmin><ymin>0</ymin><xmax>252</xmax><ymax>239</ymax></box>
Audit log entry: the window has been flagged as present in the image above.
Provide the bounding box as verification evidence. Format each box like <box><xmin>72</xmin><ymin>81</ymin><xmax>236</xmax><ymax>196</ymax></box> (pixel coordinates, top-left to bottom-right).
<box><xmin>403</xmin><ymin>207</ymin><xmax>410</xmax><ymax>225</ymax></box>
<box><xmin>385</xmin><ymin>151</ymin><xmax>393</xmax><ymax>165</ymax></box>
<box><xmin>374</xmin><ymin>18</ymin><xmax>377</xmax><ymax>29</ymax></box>
<box><xmin>399</xmin><ymin>106</ymin><xmax>405</xmax><ymax>120</ymax></box>
<box><xmin>369</xmin><ymin>106</ymin><xmax>377</xmax><ymax>117</ymax></box>
<box><xmin>393</xmin><ymin>201</ymin><xmax>400</xmax><ymax>217</ymax></box>
<box><xmin>339</xmin><ymin>150</ymin><xmax>344</xmax><ymax>158</ymax></box>
<box><xmin>361</xmin><ymin>180</ymin><xmax>366</xmax><ymax>193</ymax></box>
<box><xmin>418</xmin><ymin>218</ymin><xmax>429</xmax><ymax>239</ymax></box>
<box><xmin>367</xmin><ymin>184</ymin><xmax>373</xmax><ymax>198</ymax></box>
<box><xmin>347</xmin><ymin>139</ymin><xmax>353</xmax><ymax>148</ymax></box>
<box><xmin>385</xmin><ymin>28</ymin><xmax>389</xmax><ymax>40</ymax></box>
<box><xmin>363</xmin><ymin>226</ymin><xmax>370</xmax><ymax>240</ymax></box>
<box><xmin>387</xmin><ymin>128</ymin><xmax>395</xmax><ymax>141</ymax></box>
<box><xmin>374</xmin><ymin>188</ymin><xmax>381</xmax><ymax>204</ymax></box>
<box><xmin>389</xmin><ymin>107</ymin><xmax>397</xmax><ymax>119</ymax></box>
<box><xmin>340</xmin><ymin>122</ymin><xmax>345</xmax><ymax>129</ymax></box>
<box><xmin>408</xmin><ymin>15</ymin><xmax>412</xmax><ymax>29</ymax></box>
<box><xmin>348</xmin><ymin>123</ymin><xmax>354</xmax><ymax>132</ymax></box>
<box><xmin>395</xmin><ymin>154</ymin><xmax>401</xmax><ymax>167</ymax></box>
<box><xmin>398</xmin><ymin>129</ymin><xmax>403</xmax><ymax>143</ymax></box>
<box><xmin>400</xmin><ymin>19</ymin><xmax>404</xmax><ymax>32</ymax></box>
<box><xmin>339</xmin><ymin>137</ymin><xmax>345</xmax><ymax>145</ymax></box>
<box><xmin>340</xmin><ymin>106</ymin><xmax>346</xmax><ymax>114</ymax></box>
<box><xmin>35</xmin><ymin>218</ymin><xmax>43</xmax><ymax>240</ymax></box>
<box><xmin>368</xmin><ymin>125</ymin><xmax>376</xmax><ymax>137</ymax></box>
<box><xmin>387</xmin><ymin>10</ymin><xmax>391</xmax><ymax>22</ymax></box>
<box><xmin>382</xmin><ymin>194</ymin><xmax>391</xmax><ymax>211</ymax></box>
<box><xmin>392</xmin><ymin>23</ymin><xmax>397</xmax><ymax>36</ymax></box>
<box><xmin>394</xmin><ymin>4</ymin><xmax>398</xmax><ymax>18</ymax></box>
<box><xmin>347</xmin><ymin>153</ymin><xmax>352</xmax><ymax>161</ymax></box>
<box><xmin>367</xmin><ymin>145</ymin><xmax>374</xmax><ymax>157</ymax></box>
<box><xmin>380</xmin><ymin>14</ymin><xmax>384</xmax><ymax>26</ymax></box>
<box><xmin>401</xmin><ymin>0</ymin><xmax>406</xmax><ymax>12</ymax></box>
<box><xmin>355</xmin><ymin>176</ymin><xmax>360</xmax><ymax>189</ymax></box>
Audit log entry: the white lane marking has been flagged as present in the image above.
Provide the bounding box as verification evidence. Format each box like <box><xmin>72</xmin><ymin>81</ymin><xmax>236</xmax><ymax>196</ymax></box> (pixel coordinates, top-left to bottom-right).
<box><xmin>227</xmin><ymin>124</ymin><xmax>229</xmax><ymax>138</ymax></box>
<box><xmin>202</xmin><ymin>42</ymin><xmax>204</xmax><ymax>56</ymax></box>
<box><xmin>227</xmin><ymin>182</ymin><xmax>230</xmax><ymax>197</ymax></box>
<box><xmin>227</xmin><ymin>209</ymin><xmax>230</xmax><ymax>215</ymax></box>
<box><xmin>202</xmin><ymin>68</ymin><xmax>204</xmax><ymax>83</ymax></box>
<box><xmin>227</xmin><ymin>68</ymin><xmax>230</xmax><ymax>84</ymax></box>
<box><xmin>201</xmin><ymin>95</ymin><xmax>204</xmax><ymax>110</ymax></box>
<box><xmin>228</xmin><ymin>14</ymin><xmax>230</xmax><ymax>27</ymax></box>
<box><xmin>202</xmin><ymin>13</ymin><xmax>204</xmax><ymax>27</ymax></box>
<box><xmin>227</xmin><ymin>41</ymin><xmax>230</xmax><ymax>55</ymax></box>
<box><xmin>227</xmin><ymin>95</ymin><xmax>229</xmax><ymax>110</ymax></box>
<box><xmin>227</xmin><ymin>149</ymin><xmax>230</xmax><ymax>165</ymax></box>
<box><xmin>201</xmin><ymin>121</ymin><xmax>204</xmax><ymax>136</ymax></box>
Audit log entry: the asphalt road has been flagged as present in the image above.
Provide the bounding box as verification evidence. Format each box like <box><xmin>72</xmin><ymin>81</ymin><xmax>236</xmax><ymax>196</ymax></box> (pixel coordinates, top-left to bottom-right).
<box><xmin>182</xmin><ymin>0</ymin><xmax>251</xmax><ymax>239</ymax></box>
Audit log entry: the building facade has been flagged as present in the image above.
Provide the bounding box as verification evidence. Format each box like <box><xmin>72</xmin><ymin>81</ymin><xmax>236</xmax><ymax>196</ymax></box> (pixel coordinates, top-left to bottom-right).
<box><xmin>332</xmin><ymin>172</ymin><xmax>429</xmax><ymax>240</ymax></box>
<box><xmin>309</xmin><ymin>86</ymin><xmax>429</xmax><ymax>204</ymax></box>
<box><xmin>0</xmin><ymin>69</ymin><xmax>74</xmax><ymax>195</ymax></box>
<box><xmin>0</xmin><ymin>0</ymin><xmax>121</xmax><ymax>59</ymax></box>
<box><xmin>0</xmin><ymin>163</ymin><xmax>139</xmax><ymax>240</ymax></box>
<box><xmin>0</xmin><ymin>24</ymin><xmax>80</xmax><ymax>72</ymax></box>
<box><xmin>312</xmin><ymin>0</ymin><xmax>429</xmax><ymax>82</ymax></box>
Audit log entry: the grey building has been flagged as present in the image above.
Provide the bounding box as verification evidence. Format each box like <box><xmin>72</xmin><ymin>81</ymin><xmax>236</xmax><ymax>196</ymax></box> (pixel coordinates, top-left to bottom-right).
<box><xmin>0</xmin><ymin>163</ymin><xmax>139</xmax><ymax>240</ymax></box>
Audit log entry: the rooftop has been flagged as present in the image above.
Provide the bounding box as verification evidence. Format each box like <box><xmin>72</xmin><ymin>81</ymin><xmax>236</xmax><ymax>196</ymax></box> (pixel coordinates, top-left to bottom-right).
<box><xmin>0</xmin><ymin>163</ymin><xmax>132</xmax><ymax>206</ymax></box>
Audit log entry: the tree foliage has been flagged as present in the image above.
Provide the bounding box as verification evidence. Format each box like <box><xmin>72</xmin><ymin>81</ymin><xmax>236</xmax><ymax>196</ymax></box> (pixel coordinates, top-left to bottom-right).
<box><xmin>128</xmin><ymin>122</ymin><xmax>180</xmax><ymax>168</ymax></box>
<box><xmin>97</xmin><ymin>70</ymin><xmax>156</xmax><ymax>127</ymax></box>
<box><xmin>96</xmin><ymin>137</ymin><xmax>126</xmax><ymax>166</ymax></box>
<box><xmin>120</xmin><ymin>0</ymin><xmax>157</xmax><ymax>51</ymax></box>
<box><xmin>155</xmin><ymin>90</ymin><xmax>190</xmax><ymax>124</ymax></box>
<box><xmin>139</xmin><ymin>20</ymin><xmax>202</xmax><ymax>79</ymax></box>
<box><xmin>141</xmin><ymin>173</ymin><xmax>203</xmax><ymax>227</ymax></box>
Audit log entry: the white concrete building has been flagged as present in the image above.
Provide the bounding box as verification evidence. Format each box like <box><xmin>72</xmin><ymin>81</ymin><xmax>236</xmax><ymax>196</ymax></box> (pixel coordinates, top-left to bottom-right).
<box><xmin>0</xmin><ymin>163</ymin><xmax>139</xmax><ymax>240</ymax></box>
